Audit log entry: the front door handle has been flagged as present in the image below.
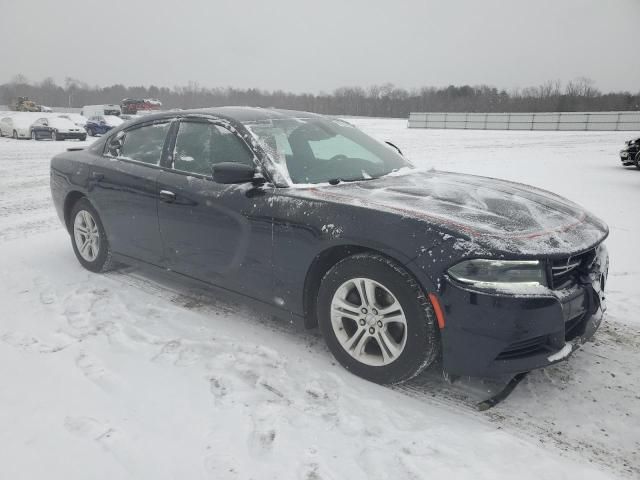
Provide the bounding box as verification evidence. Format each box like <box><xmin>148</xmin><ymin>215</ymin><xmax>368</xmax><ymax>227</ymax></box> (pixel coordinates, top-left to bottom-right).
<box><xmin>159</xmin><ymin>190</ymin><xmax>176</xmax><ymax>203</ymax></box>
<box><xmin>90</xmin><ymin>172</ymin><xmax>104</xmax><ymax>181</ymax></box>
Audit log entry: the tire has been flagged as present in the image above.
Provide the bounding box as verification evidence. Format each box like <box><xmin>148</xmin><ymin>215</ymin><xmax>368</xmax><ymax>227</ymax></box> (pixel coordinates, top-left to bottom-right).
<box><xmin>51</xmin><ymin>130</ymin><xmax>58</xmax><ymax>141</ymax></box>
<box><xmin>69</xmin><ymin>198</ymin><xmax>113</xmax><ymax>273</ymax></box>
<box><xmin>317</xmin><ymin>253</ymin><xmax>440</xmax><ymax>384</ymax></box>
<box><xmin>79</xmin><ymin>135</ymin><xmax>87</xmax><ymax>141</ymax></box>
<box><xmin>87</xmin><ymin>127</ymin><xmax>94</xmax><ymax>137</ymax></box>
<box><xmin>635</xmin><ymin>152</ymin><xmax>640</xmax><ymax>170</ymax></box>
<box><xmin>13</xmin><ymin>130</ymin><xmax>18</xmax><ymax>140</ymax></box>
<box><xmin>31</xmin><ymin>130</ymin><xmax>37</xmax><ymax>141</ymax></box>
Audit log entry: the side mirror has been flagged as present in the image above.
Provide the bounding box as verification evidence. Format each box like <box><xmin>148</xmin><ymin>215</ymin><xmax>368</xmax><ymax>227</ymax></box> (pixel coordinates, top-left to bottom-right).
<box><xmin>107</xmin><ymin>134</ymin><xmax>124</xmax><ymax>157</ymax></box>
<box><xmin>212</xmin><ymin>162</ymin><xmax>257</xmax><ymax>184</ymax></box>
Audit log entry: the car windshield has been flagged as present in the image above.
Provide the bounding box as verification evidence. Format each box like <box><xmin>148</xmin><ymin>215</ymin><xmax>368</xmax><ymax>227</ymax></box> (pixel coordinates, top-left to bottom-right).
<box><xmin>244</xmin><ymin>117</ymin><xmax>410</xmax><ymax>184</ymax></box>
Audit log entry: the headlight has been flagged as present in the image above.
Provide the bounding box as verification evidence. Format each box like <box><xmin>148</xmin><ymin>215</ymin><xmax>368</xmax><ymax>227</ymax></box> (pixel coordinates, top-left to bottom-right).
<box><xmin>447</xmin><ymin>259</ymin><xmax>547</xmax><ymax>287</ymax></box>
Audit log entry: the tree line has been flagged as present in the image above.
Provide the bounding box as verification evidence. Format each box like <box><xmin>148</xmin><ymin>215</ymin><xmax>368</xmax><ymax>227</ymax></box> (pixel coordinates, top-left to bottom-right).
<box><xmin>2</xmin><ymin>75</ymin><xmax>638</xmax><ymax>117</ymax></box>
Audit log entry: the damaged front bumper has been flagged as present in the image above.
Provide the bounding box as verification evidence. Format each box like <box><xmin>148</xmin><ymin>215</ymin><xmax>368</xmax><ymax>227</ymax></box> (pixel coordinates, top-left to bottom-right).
<box><xmin>438</xmin><ymin>245</ymin><xmax>609</xmax><ymax>377</ymax></box>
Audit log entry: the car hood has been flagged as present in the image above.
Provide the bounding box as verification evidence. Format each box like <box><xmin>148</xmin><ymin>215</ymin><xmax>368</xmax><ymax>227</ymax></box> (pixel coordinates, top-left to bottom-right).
<box><xmin>294</xmin><ymin>169</ymin><xmax>608</xmax><ymax>257</ymax></box>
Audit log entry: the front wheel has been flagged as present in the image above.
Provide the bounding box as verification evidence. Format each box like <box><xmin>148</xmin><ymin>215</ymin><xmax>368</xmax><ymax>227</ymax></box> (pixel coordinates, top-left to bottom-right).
<box><xmin>87</xmin><ymin>127</ymin><xmax>94</xmax><ymax>137</ymax></box>
<box><xmin>317</xmin><ymin>253</ymin><xmax>440</xmax><ymax>384</ymax></box>
<box><xmin>13</xmin><ymin>130</ymin><xmax>18</xmax><ymax>140</ymax></box>
<box><xmin>31</xmin><ymin>130</ymin><xmax>37</xmax><ymax>141</ymax></box>
<box><xmin>635</xmin><ymin>152</ymin><xmax>640</xmax><ymax>170</ymax></box>
<box><xmin>70</xmin><ymin>198</ymin><xmax>113</xmax><ymax>273</ymax></box>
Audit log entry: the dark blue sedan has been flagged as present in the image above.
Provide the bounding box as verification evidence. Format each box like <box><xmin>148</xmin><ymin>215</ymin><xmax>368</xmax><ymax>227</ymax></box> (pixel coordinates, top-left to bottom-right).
<box><xmin>85</xmin><ymin>115</ymin><xmax>124</xmax><ymax>136</ymax></box>
<box><xmin>49</xmin><ymin>107</ymin><xmax>609</xmax><ymax>384</ymax></box>
<box><xmin>31</xmin><ymin>117</ymin><xmax>87</xmax><ymax>141</ymax></box>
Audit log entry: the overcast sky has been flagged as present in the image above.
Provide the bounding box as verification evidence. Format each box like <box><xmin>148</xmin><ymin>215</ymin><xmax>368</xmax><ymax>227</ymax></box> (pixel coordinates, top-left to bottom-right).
<box><xmin>2</xmin><ymin>0</ymin><xmax>639</xmax><ymax>93</ymax></box>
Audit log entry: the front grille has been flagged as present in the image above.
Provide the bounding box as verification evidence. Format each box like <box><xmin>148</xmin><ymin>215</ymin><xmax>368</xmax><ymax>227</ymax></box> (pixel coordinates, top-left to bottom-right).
<box><xmin>496</xmin><ymin>335</ymin><xmax>550</xmax><ymax>360</ymax></box>
<box><xmin>550</xmin><ymin>248</ymin><xmax>597</xmax><ymax>288</ymax></box>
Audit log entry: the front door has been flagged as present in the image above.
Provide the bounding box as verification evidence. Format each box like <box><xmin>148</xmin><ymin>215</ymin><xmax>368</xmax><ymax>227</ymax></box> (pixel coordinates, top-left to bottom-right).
<box><xmin>156</xmin><ymin>118</ymin><xmax>274</xmax><ymax>301</ymax></box>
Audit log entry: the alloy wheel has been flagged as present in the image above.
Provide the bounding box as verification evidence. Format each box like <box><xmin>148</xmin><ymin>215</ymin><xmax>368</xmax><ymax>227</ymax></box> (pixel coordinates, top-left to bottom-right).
<box><xmin>330</xmin><ymin>277</ymin><xmax>408</xmax><ymax>366</ymax></box>
<box><xmin>73</xmin><ymin>210</ymin><xmax>100</xmax><ymax>262</ymax></box>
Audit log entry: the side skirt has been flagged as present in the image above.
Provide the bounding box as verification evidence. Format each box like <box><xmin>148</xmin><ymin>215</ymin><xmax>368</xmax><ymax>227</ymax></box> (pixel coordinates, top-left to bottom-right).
<box><xmin>111</xmin><ymin>252</ymin><xmax>307</xmax><ymax>329</ymax></box>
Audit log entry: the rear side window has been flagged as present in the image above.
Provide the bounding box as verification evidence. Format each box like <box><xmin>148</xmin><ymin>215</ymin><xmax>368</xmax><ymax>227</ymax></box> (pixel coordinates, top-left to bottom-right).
<box><xmin>172</xmin><ymin>121</ymin><xmax>254</xmax><ymax>175</ymax></box>
<box><xmin>119</xmin><ymin>123</ymin><xmax>171</xmax><ymax>165</ymax></box>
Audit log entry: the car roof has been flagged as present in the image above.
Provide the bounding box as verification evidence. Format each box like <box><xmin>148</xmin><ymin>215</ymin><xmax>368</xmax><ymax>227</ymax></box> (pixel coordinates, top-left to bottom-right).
<box><xmin>127</xmin><ymin>106</ymin><xmax>324</xmax><ymax>125</ymax></box>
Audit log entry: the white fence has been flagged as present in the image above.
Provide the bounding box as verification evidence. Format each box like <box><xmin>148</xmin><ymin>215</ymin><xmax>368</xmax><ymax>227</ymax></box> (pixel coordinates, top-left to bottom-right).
<box><xmin>408</xmin><ymin>111</ymin><xmax>640</xmax><ymax>131</ymax></box>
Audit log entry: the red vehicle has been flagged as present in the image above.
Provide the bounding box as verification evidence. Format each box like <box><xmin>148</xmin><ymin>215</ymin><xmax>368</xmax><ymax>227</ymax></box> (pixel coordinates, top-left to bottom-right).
<box><xmin>120</xmin><ymin>98</ymin><xmax>162</xmax><ymax>115</ymax></box>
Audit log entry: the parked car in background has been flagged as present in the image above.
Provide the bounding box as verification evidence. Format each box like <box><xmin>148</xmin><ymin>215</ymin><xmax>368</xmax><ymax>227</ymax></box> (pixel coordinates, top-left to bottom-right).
<box><xmin>39</xmin><ymin>105</ymin><xmax>53</xmax><ymax>113</ymax></box>
<box><xmin>58</xmin><ymin>113</ymin><xmax>88</xmax><ymax>129</ymax></box>
<box><xmin>31</xmin><ymin>117</ymin><xmax>87</xmax><ymax>141</ymax></box>
<box><xmin>49</xmin><ymin>107</ymin><xmax>609</xmax><ymax>384</ymax></box>
<box><xmin>0</xmin><ymin>115</ymin><xmax>34</xmax><ymax>139</ymax></box>
<box><xmin>620</xmin><ymin>137</ymin><xmax>639</xmax><ymax>169</ymax></box>
<box><xmin>120</xmin><ymin>98</ymin><xmax>162</xmax><ymax>114</ymax></box>
<box><xmin>9</xmin><ymin>96</ymin><xmax>40</xmax><ymax>112</ymax></box>
<box><xmin>0</xmin><ymin>117</ymin><xmax>17</xmax><ymax>138</ymax></box>
<box><xmin>85</xmin><ymin>115</ymin><xmax>123</xmax><ymax>136</ymax></box>
<box><xmin>81</xmin><ymin>104</ymin><xmax>122</xmax><ymax>118</ymax></box>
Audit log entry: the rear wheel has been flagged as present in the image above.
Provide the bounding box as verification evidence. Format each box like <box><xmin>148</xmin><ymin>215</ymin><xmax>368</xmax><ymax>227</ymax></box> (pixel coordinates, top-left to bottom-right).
<box><xmin>635</xmin><ymin>152</ymin><xmax>640</xmax><ymax>170</ymax></box>
<box><xmin>13</xmin><ymin>130</ymin><xmax>18</xmax><ymax>140</ymax></box>
<box><xmin>70</xmin><ymin>198</ymin><xmax>113</xmax><ymax>273</ymax></box>
<box><xmin>51</xmin><ymin>130</ymin><xmax>58</xmax><ymax>141</ymax></box>
<box><xmin>87</xmin><ymin>127</ymin><xmax>94</xmax><ymax>137</ymax></box>
<box><xmin>317</xmin><ymin>253</ymin><xmax>440</xmax><ymax>384</ymax></box>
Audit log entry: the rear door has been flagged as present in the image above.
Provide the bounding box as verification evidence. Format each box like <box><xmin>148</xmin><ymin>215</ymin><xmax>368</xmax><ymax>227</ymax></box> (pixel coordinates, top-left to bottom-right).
<box><xmin>156</xmin><ymin>117</ymin><xmax>274</xmax><ymax>300</ymax></box>
<box><xmin>89</xmin><ymin>119</ymin><xmax>174</xmax><ymax>265</ymax></box>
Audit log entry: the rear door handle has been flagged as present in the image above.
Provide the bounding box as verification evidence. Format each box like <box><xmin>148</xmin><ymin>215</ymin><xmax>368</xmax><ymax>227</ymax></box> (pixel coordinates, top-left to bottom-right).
<box><xmin>90</xmin><ymin>172</ymin><xmax>104</xmax><ymax>181</ymax></box>
<box><xmin>159</xmin><ymin>190</ymin><xmax>176</xmax><ymax>203</ymax></box>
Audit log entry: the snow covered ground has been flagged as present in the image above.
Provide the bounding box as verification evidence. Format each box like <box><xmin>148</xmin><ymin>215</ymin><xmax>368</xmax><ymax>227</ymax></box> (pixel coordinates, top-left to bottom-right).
<box><xmin>0</xmin><ymin>120</ymin><xmax>638</xmax><ymax>479</ymax></box>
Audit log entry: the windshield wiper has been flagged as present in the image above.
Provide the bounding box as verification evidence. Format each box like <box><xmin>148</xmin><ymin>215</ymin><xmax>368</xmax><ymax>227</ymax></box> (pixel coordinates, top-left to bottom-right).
<box><xmin>327</xmin><ymin>177</ymin><xmax>379</xmax><ymax>185</ymax></box>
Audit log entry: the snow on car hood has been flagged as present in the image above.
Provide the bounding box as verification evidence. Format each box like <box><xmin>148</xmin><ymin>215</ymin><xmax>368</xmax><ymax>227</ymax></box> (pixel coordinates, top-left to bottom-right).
<box><xmin>296</xmin><ymin>169</ymin><xmax>608</xmax><ymax>256</ymax></box>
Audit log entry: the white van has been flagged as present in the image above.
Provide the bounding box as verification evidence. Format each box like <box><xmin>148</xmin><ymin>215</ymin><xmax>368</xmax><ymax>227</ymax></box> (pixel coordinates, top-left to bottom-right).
<box><xmin>80</xmin><ymin>104</ymin><xmax>121</xmax><ymax>118</ymax></box>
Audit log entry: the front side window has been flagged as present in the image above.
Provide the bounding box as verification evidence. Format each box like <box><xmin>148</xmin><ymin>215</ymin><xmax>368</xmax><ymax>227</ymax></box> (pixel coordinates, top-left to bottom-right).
<box><xmin>118</xmin><ymin>122</ymin><xmax>170</xmax><ymax>165</ymax></box>
<box><xmin>172</xmin><ymin>121</ymin><xmax>254</xmax><ymax>176</ymax></box>
<box><xmin>245</xmin><ymin>117</ymin><xmax>409</xmax><ymax>184</ymax></box>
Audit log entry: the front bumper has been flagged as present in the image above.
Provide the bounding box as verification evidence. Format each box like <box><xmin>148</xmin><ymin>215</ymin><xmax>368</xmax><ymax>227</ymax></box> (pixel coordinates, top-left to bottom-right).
<box><xmin>620</xmin><ymin>149</ymin><xmax>637</xmax><ymax>165</ymax></box>
<box><xmin>57</xmin><ymin>132</ymin><xmax>86</xmax><ymax>139</ymax></box>
<box><xmin>439</xmin><ymin>246</ymin><xmax>608</xmax><ymax>377</ymax></box>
